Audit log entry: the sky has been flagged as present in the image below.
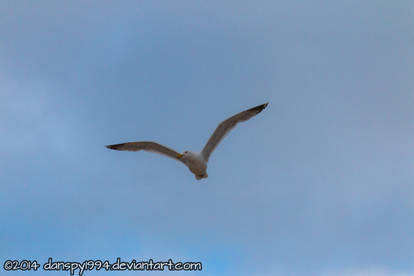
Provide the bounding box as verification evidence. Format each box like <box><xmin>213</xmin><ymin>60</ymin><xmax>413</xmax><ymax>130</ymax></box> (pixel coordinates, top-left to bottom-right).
<box><xmin>1</xmin><ymin>1</ymin><xmax>414</xmax><ymax>275</ymax></box>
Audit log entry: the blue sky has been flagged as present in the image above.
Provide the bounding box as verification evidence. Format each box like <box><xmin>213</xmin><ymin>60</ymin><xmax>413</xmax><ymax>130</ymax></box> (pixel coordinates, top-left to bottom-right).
<box><xmin>1</xmin><ymin>1</ymin><xmax>414</xmax><ymax>275</ymax></box>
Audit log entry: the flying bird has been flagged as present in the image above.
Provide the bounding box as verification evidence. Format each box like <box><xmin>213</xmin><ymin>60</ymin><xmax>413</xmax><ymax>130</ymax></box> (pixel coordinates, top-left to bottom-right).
<box><xmin>106</xmin><ymin>103</ymin><xmax>269</xmax><ymax>180</ymax></box>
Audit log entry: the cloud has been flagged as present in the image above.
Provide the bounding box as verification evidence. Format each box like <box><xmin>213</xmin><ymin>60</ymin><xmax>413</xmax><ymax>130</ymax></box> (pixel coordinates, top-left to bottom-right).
<box><xmin>1</xmin><ymin>1</ymin><xmax>414</xmax><ymax>275</ymax></box>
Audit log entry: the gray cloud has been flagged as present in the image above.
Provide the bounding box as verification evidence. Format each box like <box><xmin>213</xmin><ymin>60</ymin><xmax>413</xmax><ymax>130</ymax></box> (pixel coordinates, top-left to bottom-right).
<box><xmin>1</xmin><ymin>1</ymin><xmax>414</xmax><ymax>275</ymax></box>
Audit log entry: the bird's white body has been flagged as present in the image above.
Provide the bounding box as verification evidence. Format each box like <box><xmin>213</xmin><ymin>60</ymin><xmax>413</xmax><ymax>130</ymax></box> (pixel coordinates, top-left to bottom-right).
<box><xmin>181</xmin><ymin>151</ymin><xmax>208</xmax><ymax>180</ymax></box>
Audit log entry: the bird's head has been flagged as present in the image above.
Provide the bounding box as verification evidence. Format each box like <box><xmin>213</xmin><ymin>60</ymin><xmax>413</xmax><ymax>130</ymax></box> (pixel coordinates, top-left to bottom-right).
<box><xmin>177</xmin><ymin>150</ymin><xmax>189</xmax><ymax>160</ymax></box>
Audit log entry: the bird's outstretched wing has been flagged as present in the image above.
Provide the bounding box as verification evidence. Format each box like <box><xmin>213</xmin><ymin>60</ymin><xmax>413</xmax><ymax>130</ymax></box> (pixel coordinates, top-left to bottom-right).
<box><xmin>106</xmin><ymin>141</ymin><xmax>185</xmax><ymax>164</ymax></box>
<box><xmin>201</xmin><ymin>103</ymin><xmax>268</xmax><ymax>162</ymax></box>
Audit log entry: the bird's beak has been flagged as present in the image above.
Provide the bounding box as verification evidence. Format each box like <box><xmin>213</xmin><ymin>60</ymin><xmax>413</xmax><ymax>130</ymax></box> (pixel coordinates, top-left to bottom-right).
<box><xmin>177</xmin><ymin>154</ymin><xmax>183</xmax><ymax>159</ymax></box>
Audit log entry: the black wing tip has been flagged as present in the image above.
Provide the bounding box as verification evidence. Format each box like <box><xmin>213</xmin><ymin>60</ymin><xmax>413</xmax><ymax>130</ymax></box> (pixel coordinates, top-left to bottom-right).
<box><xmin>249</xmin><ymin>102</ymin><xmax>269</xmax><ymax>113</ymax></box>
<box><xmin>106</xmin><ymin>144</ymin><xmax>122</xmax><ymax>150</ymax></box>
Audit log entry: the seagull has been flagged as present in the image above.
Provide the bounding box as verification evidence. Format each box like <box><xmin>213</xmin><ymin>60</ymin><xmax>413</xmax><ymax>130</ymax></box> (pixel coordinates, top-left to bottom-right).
<box><xmin>106</xmin><ymin>102</ymin><xmax>268</xmax><ymax>180</ymax></box>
